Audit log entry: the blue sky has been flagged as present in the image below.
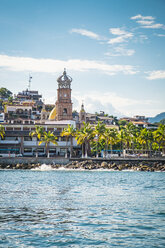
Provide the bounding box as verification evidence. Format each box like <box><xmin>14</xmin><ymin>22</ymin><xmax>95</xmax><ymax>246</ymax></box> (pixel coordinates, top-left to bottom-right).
<box><xmin>0</xmin><ymin>0</ymin><xmax>165</xmax><ymax>117</ymax></box>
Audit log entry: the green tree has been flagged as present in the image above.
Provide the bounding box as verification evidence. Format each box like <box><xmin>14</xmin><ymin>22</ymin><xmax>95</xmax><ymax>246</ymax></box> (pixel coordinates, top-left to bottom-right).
<box><xmin>119</xmin><ymin>127</ymin><xmax>131</xmax><ymax>155</ymax></box>
<box><xmin>147</xmin><ymin>130</ymin><xmax>155</xmax><ymax>157</ymax></box>
<box><xmin>0</xmin><ymin>125</ymin><xmax>5</xmax><ymax>139</ymax></box>
<box><xmin>61</xmin><ymin>125</ymin><xmax>76</xmax><ymax>158</ymax></box>
<box><xmin>0</xmin><ymin>88</ymin><xmax>12</xmax><ymax>98</ymax></box>
<box><xmin>93</xmin><ymin>121</ymin><xmax>106</xmax><ymax>157</ymax></box>
<box><xmin>118</xmin><ymin>119</ymin><xmax>128</xmax><ymax>127</ymax></box>
<box><xmin>153</xmin><ymin>124</ymin><xmax>165</xmax><ymax>153</ymax></box>
<box><xmin>29</xmin><ymin>126</ymin><xmax>45</xmax><ymax>157</ymax></box>
<box><xmin>125</xmin><ymin>123</ymin><xmax>137</xmax><ymax>152</ymax></box>
<box><xmin>119</xmin><ymin>122</ymin><xmax>138</xmax><ymax>156</ymax></box>
<box><xmin>102</xmin><ymin>128</ymin><xmax>119</xmax><ymax>157</ymax></box>
<box><xmin>39</xmin><ymin>131</ymin><xmax>58</xmax><ymax>158</ymax></box>
<box><xmin>160</xmin><ymin>119</ymin><xmax>165</xmax><ymax>125</ymax></box>
<box><xmin>138</xmin><ymin>128</ymin><xmax>150</xmax><ymax>154</ymax></box>
<box><xmin>75</xmin><ymin>122</ymin><xmax>94</xmax><ymax>158</ymax></box>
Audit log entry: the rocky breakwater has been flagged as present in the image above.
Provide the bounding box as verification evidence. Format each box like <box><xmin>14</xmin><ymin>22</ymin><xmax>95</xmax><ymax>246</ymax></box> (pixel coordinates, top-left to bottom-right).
<box><xmin>0</xmin><ymin>163</ymin><xmax>42</xmax><ymax>170</ymax></box>
<box><xmin>0</xmin><ymin>160</ymin><xmax>165</xmax><ymax>171</ymax></box>
<box><xmin>65</xmin><ymin>160</ymin><xmax>165</xmax><ymax>172</ymax></box>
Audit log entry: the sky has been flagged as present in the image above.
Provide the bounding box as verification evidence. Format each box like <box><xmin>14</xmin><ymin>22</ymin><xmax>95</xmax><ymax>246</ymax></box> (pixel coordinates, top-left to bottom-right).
<box><xmin>0</xmin><ymin>0</ymin><xmax>165</xmax><ymax>117</ymax></box>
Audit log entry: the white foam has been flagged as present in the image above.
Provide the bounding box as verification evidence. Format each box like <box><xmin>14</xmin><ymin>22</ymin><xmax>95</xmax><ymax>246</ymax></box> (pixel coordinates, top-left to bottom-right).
<box><xmin>31</xmin><ymin>164</ymin><xmax>53</xmax><ymax>171</ymax></box>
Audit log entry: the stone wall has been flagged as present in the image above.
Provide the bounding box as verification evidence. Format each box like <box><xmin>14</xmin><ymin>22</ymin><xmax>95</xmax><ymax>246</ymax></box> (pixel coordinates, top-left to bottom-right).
<box><xmin>0</xmin><ymin>157</ymin><xmax>69</xmax><ymax>166</ymax></box>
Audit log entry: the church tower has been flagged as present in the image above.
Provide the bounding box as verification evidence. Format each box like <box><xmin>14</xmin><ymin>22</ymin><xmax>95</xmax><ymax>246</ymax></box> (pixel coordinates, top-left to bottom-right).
<box><xmin>55</xmin><ymin>69</ymin><xmax>73</xmax><ymax>121</ymax></box>
<box><xmin>41</xmin><ymin>102</ymin><xmax>49</xmax><ymax>121</ymax></box>
<box><xmin>79</xmin><ymin>102</ymin><xmax>86</xmax><ymax>124</ymax></box>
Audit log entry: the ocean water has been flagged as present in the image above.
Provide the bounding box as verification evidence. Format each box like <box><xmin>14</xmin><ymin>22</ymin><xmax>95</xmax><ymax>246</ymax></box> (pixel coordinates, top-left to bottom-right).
<box><xmin>0</xmin><ymin>167</ymin><xmax>165</xmax><ymax>248</ymax></box>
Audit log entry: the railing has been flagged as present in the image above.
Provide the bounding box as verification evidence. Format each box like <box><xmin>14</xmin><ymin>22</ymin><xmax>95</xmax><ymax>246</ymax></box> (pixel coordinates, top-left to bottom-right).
<box><xmin>0</xmin><ymin>140</ymin><xmax>20</xmax><ymax>144</ymax></box>
<box><xmin>23</xmin><ymin>141</ymin><xmax>70</xmax><ymax>146</ymax></box>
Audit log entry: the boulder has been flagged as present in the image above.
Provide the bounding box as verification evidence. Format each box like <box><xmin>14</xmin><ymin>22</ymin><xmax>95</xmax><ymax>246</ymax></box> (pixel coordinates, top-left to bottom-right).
<box><xmin>101</xmin><ymin>162</ymin><xmax>108</xmax><ymax>168</ymax></box>
<box><xmin>16</xmin><ymin>164</ymin><xmax>20</xmax><ymax>169</ymax></box>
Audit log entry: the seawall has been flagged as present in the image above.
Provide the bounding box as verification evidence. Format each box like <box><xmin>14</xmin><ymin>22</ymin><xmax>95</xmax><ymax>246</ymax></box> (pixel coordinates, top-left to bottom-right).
<box><xmin>0</xmin><ymin>157</ymin><xmax>165</xmax><ymax>171</ymax></box>
<box><xmin>0</xmin><ymin>157</ymin><xmax>69</xmax><ymax>166</ymax></box>
<box><xmin>0</xmin><ymin>157</ymin><xmax>165</xmax><ymax>166</ymax></box>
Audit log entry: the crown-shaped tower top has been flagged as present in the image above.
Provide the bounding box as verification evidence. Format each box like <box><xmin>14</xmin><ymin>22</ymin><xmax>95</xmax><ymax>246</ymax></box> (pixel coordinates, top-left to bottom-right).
<box><xmin>57</xmin><ymin>68</ymin><xmax>72</xmax><ymax>89</ymax></box>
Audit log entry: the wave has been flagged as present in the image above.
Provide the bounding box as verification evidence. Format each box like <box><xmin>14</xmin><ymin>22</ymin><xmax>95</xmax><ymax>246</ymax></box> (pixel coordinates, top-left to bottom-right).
<box><xmin>31</xmin><ymin>164</ymin><xmax>54</xmax><ymax>171</ymax></box>
<box><xmin>31</xmin><ymin>164</ymin><xmax>139</xmax><ymax>172</ymax></box>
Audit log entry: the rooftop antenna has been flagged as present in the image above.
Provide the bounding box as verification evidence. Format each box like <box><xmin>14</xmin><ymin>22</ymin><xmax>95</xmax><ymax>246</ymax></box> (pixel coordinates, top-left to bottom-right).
<box><xmin>28</xmin><ymin>74</ymin><xmax>32</xmax><ymax>91</ymax></box>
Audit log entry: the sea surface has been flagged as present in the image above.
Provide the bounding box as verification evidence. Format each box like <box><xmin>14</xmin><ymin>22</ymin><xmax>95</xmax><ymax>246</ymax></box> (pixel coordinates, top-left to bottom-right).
<box><xmin>0</xmin><ymin>166</ymin><xmax>165</xmax><ymax>248</ymax></box>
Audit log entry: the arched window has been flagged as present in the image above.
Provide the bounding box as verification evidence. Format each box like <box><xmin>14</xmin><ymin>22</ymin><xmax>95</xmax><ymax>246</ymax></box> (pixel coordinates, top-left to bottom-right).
<box><xmin>63</xmin><ymin>108</ymin><xmax>67</xmax><ymax>115</ymax></box>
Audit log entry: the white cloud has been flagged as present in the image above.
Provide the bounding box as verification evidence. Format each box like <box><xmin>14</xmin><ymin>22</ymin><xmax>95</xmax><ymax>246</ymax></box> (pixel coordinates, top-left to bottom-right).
<box><xmin>109</xmin><ymin>28</ymin><xmax>129</xmax><ymax>36</ymax></box>
<box><xmin>137</xmin><ymin>20</ymin><xmax>154</xmax><ymax>25</ymax></box>
<box><xmin>70</xmin><ymin>28</ymin><xmax>102</xmax><ymax>40</ymax></box>
<box><xmin>142</xmin><ymin>23</ymin><xmax>164</xmax><ymax>29</ymax></box>
<box><xmin>72</xmin><ymin>91</ymin><xmax>158</xmax><ymax>117</ymax></box>
<box><xmin>0</xmin><ymin>54</ymin><xmax>137</xmax><ymax>75</ymax></box>
<box><xmin>131</xmin><ymin>14</ymin><xmax>165</xmax><ymax>29</ymax></box>
<box><xmin>146</xmin><ymin>70</ymin><xmax>165</xmax><ymax>80</ymax></box>
<box><xmin>155</xmin><ymin>34</ymin><xmax>165</xmax><ymax>37</ymax></box>
<box><xmin>72</xmin><ymin>91</ymin><xmax>138</xmax><ymax>116</ymax></box>
<box><xmin>105</xmin><ymin>46</ymin><xmax>135</xmax><ymax>56</ymax></box>
<box><xmin>108</xmin><ymin>28</ymin><xmax>133</xmax><ymax>44</ymax></box>
<box><xmin>131</xmin><ymin>14</ymin><xmax>155</xmax><ymax>20</ymax></box>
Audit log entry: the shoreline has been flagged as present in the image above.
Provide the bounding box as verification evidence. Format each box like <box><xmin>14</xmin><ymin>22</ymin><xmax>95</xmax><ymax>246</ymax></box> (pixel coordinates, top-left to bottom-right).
<box><xmin>0</xmin><ymin>158</ymin><xmax>165</xmax><ymax>172</ymax></box>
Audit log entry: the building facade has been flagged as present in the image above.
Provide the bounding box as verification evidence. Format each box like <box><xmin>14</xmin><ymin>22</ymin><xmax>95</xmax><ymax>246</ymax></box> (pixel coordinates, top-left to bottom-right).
<box><xmin>0</xmin><ymin>122</ymin><xmax>77</xmax><ymax>157</ymax></box>
<box><xmin>0</xmin><ymin>70</ymin><xmax>79</xmax><ymax>157</ymax></box>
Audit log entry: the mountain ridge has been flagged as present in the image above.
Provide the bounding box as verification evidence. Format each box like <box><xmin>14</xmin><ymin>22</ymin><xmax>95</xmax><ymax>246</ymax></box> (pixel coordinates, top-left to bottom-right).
<box><xmin>148</xmin><ymin>112</ymin><xmax>165</xmax><ymax>123</ymax></box>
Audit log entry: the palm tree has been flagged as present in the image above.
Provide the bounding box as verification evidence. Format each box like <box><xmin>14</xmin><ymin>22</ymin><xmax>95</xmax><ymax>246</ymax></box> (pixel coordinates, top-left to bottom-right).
<box><xmin>119</xmin><ymin>127</ymin><xmax>129</xmax><ymax>157</ymax></box>
<box><xmin>38</xmin><ymin>131</ymin><xmax>58</xmax><ymax>158</ymax></box>
<box><xmin>93</xmin><ymin>121</ymin><xmax>106</xmax><ymax>157</ymax></box>
<box><xmin>75</xmin><ymin>122</ymin><xmax>94</xmax><ymax>158</ymax></box>
<box><xmin>0</xmin><ymin>125</ymin><xmax>5</xmax><ymax>139</ymax></box>
<box><xmin>153</xmin><ymin>124</ymin><xmax>165</xmax><ymax>153</ymax></box>
<box><xmin>124</xmin><ymin>123</ymin><xmax>137</xmax><ymax>154</ymax></box>
<box><xmin>102</xmin><ymin>128</ymin><xmax>119</xmax><ymax>157</ymax></box>
<box><xmin>61</xmin><ymin>125</ymin><xmax>76</xmax><ymax>158</ymax></box>
<box><xmin>138</xmin><ymin>128</ymin><xmax>150</xmax><ymax>155</ymax></box>
<box><xmin>29</xmin><ymin>126</ymin><xmax>44</xmax><ymax>157</ymax></box>
<box><xmin>147</xmin><ymin>130</ymin><xmax>154</xmax><ymax>157</ymax></box>
<box><xmin>119</xmin><ymin>128</ymin><xmax>126</xmax><ymax>154</ymax></box>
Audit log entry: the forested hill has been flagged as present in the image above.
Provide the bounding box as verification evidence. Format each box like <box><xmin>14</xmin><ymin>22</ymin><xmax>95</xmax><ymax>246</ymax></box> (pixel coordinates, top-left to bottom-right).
<box><xmin>148</xmin><ymin>112</ymin><xmax>165</xmax><ymax>123</ymax></box>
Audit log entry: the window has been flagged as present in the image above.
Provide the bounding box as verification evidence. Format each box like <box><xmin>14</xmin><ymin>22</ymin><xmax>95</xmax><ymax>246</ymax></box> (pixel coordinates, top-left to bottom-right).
<box><xmin>49</xmin><ymin>148</ymin><xmax>56</xmax><ymax>153</ymax></box>
<box><xmin>24</xmin><ymin>148</ymin><xmax>32</xmax><ymax>153</ymax></box>
<box><xmin>37</xmin><ymin>148</ymin><xmax>44</xmax><ymax>152</ymax></box>
<box><xmin>5</xmin><ymin>136</ymin><xmax>17</xmax><ymax>140</ymax></box>
<box><xmin>60</xmin><ymin>148</ymin><xmax>66</xmax><ymax>153</ymax></box>
<box><xmin>16</xmin><ymin>109</ymin><xmax>23</xmax><ymax>114</ymax></box>
<box><xmin>6</xmin><ymin>127</ymin><xmax>13</xmax><ymax>130</ymax></box>
<box><xmin>24</xmin><ymin>137</ymin><xmax>32</xmax><ymax>141</ymax></box>
<box><xmin>63</xmin><ymin>108</ymin><xmax>67</xmax><ymax>115</ymax></box>
<box><xmin>14</xmin><ymin>127</ymin><xmax>21</xmax><ymax>131</ymax></box>
<box><xmin>23</xmin><ymin>127</ymin><xmax>29</xmax><ymax>130</ymax></box>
